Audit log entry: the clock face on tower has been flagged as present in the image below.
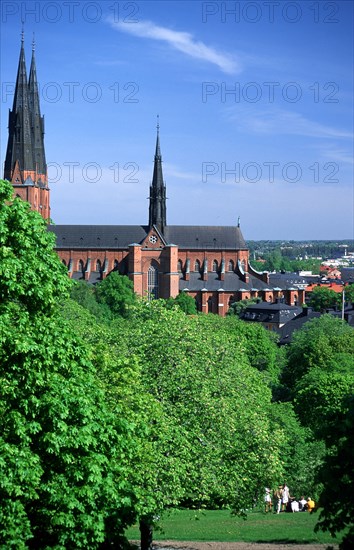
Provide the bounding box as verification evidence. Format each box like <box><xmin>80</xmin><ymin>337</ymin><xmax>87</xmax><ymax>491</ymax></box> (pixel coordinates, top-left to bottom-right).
<box><xmin>149</xmin><ymin>235</ymin><xmax>158</xmax><ymax>244</ymax></box>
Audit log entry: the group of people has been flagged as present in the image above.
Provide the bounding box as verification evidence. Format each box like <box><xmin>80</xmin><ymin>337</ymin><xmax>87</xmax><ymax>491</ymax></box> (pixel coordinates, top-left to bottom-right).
<box><xmin>264</xmin><ymin>485</ymin><xmax>315</xmax><ymax>514</ymax></box>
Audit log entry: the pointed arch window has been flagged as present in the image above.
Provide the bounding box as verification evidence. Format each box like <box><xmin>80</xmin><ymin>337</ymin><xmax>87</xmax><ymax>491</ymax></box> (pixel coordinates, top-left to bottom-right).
<box><xmin>194</xmin><ymin>259</ymin><xmax>201</xmax><ymax>272</ymax></box>
<box><xmin>177</xmin><ymin>260</ymin><xmax>183</xmax><ymax>273</ymax></box>
<box><xmin>207</xmin><ymin>296</ymin><xmax>213</xmax><ymax>313</ymax></box>
<box><xmin>228</xmin><ymin>260</ymin><xmax>234</xmax><ymax>272</ymax></box>
<box><xmin>212</xmin><ymin>260</ymin><xmax>218</xmax><ymax>272</ymax></box>
<box><xmin>114</xmin><ymin>259</ymin><xmax>119</xmax><ymax>271</ymax></box>
<box><xmin>96</xmin><ymin>259</ymin><xmax>102</xmax><ymax>272</ymax></box>
<box><xmin>148</xmin><ymin>264</ymin><xmax>158</xmax><ymax>300</ymax></box>
<box><xmin>78</xmin><ymin>259</ymin><xmax>85</xmax><ymax>273</ymax></box>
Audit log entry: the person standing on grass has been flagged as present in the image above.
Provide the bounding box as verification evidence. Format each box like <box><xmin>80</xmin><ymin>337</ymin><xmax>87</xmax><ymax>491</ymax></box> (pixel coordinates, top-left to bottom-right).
<box><xmin>275</xmin><ymin>486</ymin><xmax>283</xmax><ymax>514</ymax></box>
<box><xmin>264</xmin><ymin>487</ymin><xmax>272</xmax><ymax>513</ymax></box>
<box><xmin>282</xmin><ymin>483</ymin><xmax>290</xmax><ymax>512</ymax></box>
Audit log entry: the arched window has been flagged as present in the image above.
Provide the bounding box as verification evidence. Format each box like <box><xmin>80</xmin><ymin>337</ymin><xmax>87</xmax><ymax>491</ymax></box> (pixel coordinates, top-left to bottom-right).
<box><xmin>195</xmin><ymin>297</ymin><xmax>200</xmax><ymax>312</ymax></box>
<box><xmin>148</xmin><ymin>264</ymin><xmax>158</xmax><ymax>300</ymax></box>
<box><xmin>228</xmin><ymin>259</ymin><xmax>234</xmax><ymax>272</ymax></box>
<box><xmin>207</xmin><ymin>296</ymin><xmax>213</xmax><ymax>313</ymax></box>
<box><xmin>114</xmin><ymin>259</ymin><xmax>119</xmax><ymax>271</ymax></box>
<box><xmin>212</xmin><ymin>260</ymin><xmax>218</xmax><ymax>272</ymax></box>
<box><xmin>194</xmin><ymin>259</ymin><xmax>201</xmax><ymax>272</ymax></box>
<box><xmin>62</xmin><ymin>259</ymin><xmax>67</xmax><ymax>267</ymax></box>
<box><xmin>78</xmin><ymin>259</ymin><xmax>85</xmax><ymax>273</ymax></box>
<box><xmin>177</xmin><ymin>260</ymin><xmax>183</xmax><ymax>272</ymax></box>
<box><xmin>96</xmin><ymin>259</ymin><xmax>102</xmax><ymax>271</ymax></box>
<box><xmin>241</xmin><ymin>259</ymin><xmax>246</xmax><ymax>271</ymax></box>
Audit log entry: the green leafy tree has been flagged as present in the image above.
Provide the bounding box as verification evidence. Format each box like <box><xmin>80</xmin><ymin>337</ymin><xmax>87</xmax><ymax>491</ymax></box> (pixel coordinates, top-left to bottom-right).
<box><xmin>344</xmin><ymin>284</ymin><xmax>354</xmax><ymax>304</ymax></box>
<box><xmin>0</xmin><ymin>180</ymin><xmax>148</xmax><ymax>548</ymax></box>
<box><xmin>70</xmin><ymin>280</ymin><xmax>111</xmax><ymax>320</ymax></box>
<box><xmin>117</xmin><ymin>302</ymin><xmax>284</xmax><ymax>511</ymax></box>
<box><xmin>282</xmin><ymin>315</ymin><xmax>354</xmax><ymax>393</ymax></box>
<box><xmin>169</xmin><ymin>291</ymin><xmax>197</xmax><ymax>314</ymax></box>
<box><xmin>315</xmin><ymin>396</ymin><xmax>354</xmax><ymax>550</ymax></box>
<box><xmin>95</xmin><ymin>271</ymin><xmax>136</xmax><ymax>318</ymax></box>
<box><xmin>269</xmin><ymin>403</ymin><xmax>325</xmax><ymax>501</ymax></box>
<box><xmin>308</xmin><ymin>286</ymin><xmax>341</xmax><ymax>312</ymax></box>
<box><xmin>227</xmin><ymin>297</ymin><xmax>258</xmax><ymax>317</ymax></box>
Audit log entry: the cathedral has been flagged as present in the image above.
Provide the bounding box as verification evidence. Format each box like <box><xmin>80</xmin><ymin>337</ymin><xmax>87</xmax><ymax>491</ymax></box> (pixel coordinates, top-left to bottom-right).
<box><xmin>4</xmin><ymin>38</ymin><xmax>304</xmax><ymax>315</ymax></box>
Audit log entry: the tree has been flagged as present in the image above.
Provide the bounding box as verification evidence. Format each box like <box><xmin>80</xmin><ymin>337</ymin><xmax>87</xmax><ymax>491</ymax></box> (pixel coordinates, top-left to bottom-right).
<box><xmin>95</xmin><ymin>271</ymin><xmax>136</xmax><ymax>318</ymax></box>
<box><xmin>307</xmin><ymin>286</ymin><xmax>341</xmax><ymax>312</ymax></box>
<box><xmin>269</xmin><ymin>402</ymin><xmax>325</xmax><ymax>501</ymax></box>
<box><xmin>70</xmin><ymin>280</ymin><xmax>111</xmax><ymax>321</ymax></box>
<box><xmin>315</xmin><ymin>396</ymin><xmax>354</xmax><ymax>550</ymax></box>
<box><xmin>166</xmin><ymin>292</ymin><xmax>197</xmax><ymax>315</ymax></box>
<box><xmin>282</xmin><ymin>315</ymin><xmax>354</xmax><ymax>393</ymax></box>
<box><xmin>116</xmin><ymin>302</ymin><xmax>284</xmax><ymax>510</ymax></box>
<box><xmin>227</xmin><ymin>297</ymin><xmax>258</xmax><ymax>317</ymax></box>
<box><xmin>0</xmin><ymin>180</ymin><xmax>148</xmax><ymax>548</ymax></box>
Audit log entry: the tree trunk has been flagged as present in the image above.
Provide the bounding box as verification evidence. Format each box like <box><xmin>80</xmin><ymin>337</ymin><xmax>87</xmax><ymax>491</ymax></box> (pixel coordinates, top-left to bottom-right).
<box><xmin>140</xmin><ymin>517</ymin><xmax>153</xmax><ymax>550</ymax></box>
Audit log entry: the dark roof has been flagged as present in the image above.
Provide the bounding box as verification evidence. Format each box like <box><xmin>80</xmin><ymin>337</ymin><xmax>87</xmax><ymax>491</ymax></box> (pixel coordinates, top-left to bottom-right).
<box><xmin>241</xmin><ymin>302</ymin><xmax>302</xmax><ymax>325</ymax></box>
<box><xmin>341</xmin><ymin>268</ymin><xmax>354</xmax><ymax>284</ymax></box>
<box><xmin>269</xmin><ymin>272</ymin><xmax>308</xmax><ymax>289</ymax></box>
<box><xmin>179</xmin><ymin>272</ymin><xmax>268</xmax><ymax>292</ymax></box>
<box><xmin>49</xmin><ymin>224</ymin><xmax>247</xmax><ymax>250</ymax></box>
<box><xmin>49</xmin><ymin>225</ymin><xmax>149</xmax><ymax>248</ymax></box>
<box><xmin>277</xmin><ymin>309</ymin><xmax>322</xmax><ymax>344</ymax></box>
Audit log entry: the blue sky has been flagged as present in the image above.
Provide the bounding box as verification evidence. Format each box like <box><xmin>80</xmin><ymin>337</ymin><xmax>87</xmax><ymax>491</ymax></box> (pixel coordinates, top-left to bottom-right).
<box><xmin>1</xmin><ymin>0</ymin><xmax>353</xmax><ymax>239</ymax></box>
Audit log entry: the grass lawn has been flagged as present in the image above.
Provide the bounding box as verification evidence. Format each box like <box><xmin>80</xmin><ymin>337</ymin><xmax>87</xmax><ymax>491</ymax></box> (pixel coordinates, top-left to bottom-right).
<box><xmin>125</xmin><ymin>509</ymin><xmax>342</xmax><ymax>545</ymax></box>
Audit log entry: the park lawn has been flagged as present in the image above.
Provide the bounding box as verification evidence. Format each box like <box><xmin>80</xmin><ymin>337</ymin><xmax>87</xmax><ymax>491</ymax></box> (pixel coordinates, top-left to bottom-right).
<box><xmin>125</xmin><ymin>508</ymin><xmax>343</xmax><ymax>545</ymax></box>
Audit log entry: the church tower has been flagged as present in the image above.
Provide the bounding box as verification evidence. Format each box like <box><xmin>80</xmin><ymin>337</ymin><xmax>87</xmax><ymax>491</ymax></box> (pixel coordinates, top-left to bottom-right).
<box><xmin>148</xmin><ymin>119</ymin><xmax>167</xmax><ymax>233</ymax></box>
<box><xmin>4</xmin><ymin>34</ymin><xmax>50</xmax><ymax>220</ymax></box>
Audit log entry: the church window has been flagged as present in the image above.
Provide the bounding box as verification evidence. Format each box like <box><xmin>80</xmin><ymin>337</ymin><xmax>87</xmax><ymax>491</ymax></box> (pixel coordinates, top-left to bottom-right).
<box><xmin>177</xmin><ymin>260</ymin><xmax>183</xmax><ymax>272</ymax></box>
<box><xmin>149</xmin><ymin>235</ymin><xmax>158</xmax><ymax>244</ymax></box>
<box><xmin>207</xmin><ymin>296</ymin><xmax>213</xmax><ymax>313</ymax></box>
<box><xmin>212</xmin><ymin>260</ymin><xmax>218</xmax><ymax>272</ymax></box>
<box><xmin>194</xmin><ymin>260</ymin><xmax>201</xmax><ymax>272</ymax></box>
<box><xmin>148</xmin><ymin>264</ymin><xmax>158</xmax><ymax>300</ymax></box>
<box><xmin>78</xmin><ymin>259</ymin><xmax>85</xmax><ymax>273</ymax></box>
<box><xmin>96</xmin><ymin>259</ymin><xmax>102</xmax><ymax>271</ymax></box>
<box><xmin>114</xmin><ymin>259</ymin><xmax>119</xmax><ymax>270</ymax></box>
<box><xmin>62</xmin><ymin>259</ymin><xmax>66</xmax><ymax>267</ymax></box>
<box><xmin>228</xmin><ymin>260</ymin><xmax>234</xmax><ymax>272</ymax></box>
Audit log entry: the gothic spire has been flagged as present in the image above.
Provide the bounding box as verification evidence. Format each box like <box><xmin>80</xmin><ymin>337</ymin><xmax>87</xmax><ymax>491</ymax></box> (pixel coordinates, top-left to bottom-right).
<box><xmin>4</xmin><ymin>32</ymin><xmax>35</xmax><ymax>180</ymax></box>
<box><xmin>148</xmin><ymin>117</ymin><xmax>167</xmax><ymax>232</ymax></box>
<box><xmin>28</xmin><ymin>35</ymin><xmax>47</xmax><ymax>180</ymax></box>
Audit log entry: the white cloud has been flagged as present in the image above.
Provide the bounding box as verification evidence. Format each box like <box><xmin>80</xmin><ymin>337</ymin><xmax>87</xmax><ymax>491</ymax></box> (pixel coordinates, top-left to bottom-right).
<box><xmin>226</xmin><ymin>106</ymin><xmax>352</xmax><ymax>139</ymax></box>
<box><xmin>106</xmin><ymin>18</ymin><xmax>241</xmax><ymax>75</ymax></box>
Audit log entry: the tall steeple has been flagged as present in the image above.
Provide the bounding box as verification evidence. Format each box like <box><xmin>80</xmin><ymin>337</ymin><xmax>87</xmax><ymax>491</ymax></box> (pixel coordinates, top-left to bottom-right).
<box><xmin>4</xmin><ymin>30</ymin><xmax>35</xmax><ymax>179</ymax></box>
<box><xmin>4</xmin><ymin>34</ymin><xmax>50</xmax><ymax>220</ymax></box>
<box><xmin>28</xmin><ymin>35</ymin><xmax>47</xmax><ymax>181</ymax></box>
<box><xmin>148</xmin><ymin>117</ymin><xmax>167</xmax><ymax>232</ymax></box>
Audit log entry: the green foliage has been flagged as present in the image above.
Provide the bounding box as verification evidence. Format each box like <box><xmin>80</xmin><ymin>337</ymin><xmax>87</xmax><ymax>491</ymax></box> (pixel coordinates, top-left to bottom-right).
<box><xmin>344</xmin><ymin>284</ymin><xmax>354</xmax><ymax>303</ymax></box>
<box><xmin>315</xmin><ymin>396</ymin><xmax>354</xmax><ymax>549</ymax></box>
<box><xmin>115</xmin><ymin>301</ymin><xmax>284</xmax><ymax>513</ymax></box>
<box><xmin>165</xmin><ymin>292</ymin><xmax>197</xmax><ymax>314</ymax></box>
<box><xmin>0</xmin><ymin>180</ymin><xmax>147</xmax><ymax>547</ymax></box>
<box><xmin>0</xmin><ymin>181</ymin><xmax>72</xmax><ymax>315</ymax></box>
<box><xmin>70</xmin><ymin>280</ymin><xmax>112</xmax><ymax>321</ymax></box>
<box><xmin>227</xmin><ymin>297</ymin><xmax>258</xmax><ymax>317</ymax></box>
<box><xmin>95</xmin><ymin>271</ymin><xmax>136</xmax><ymax>318</ymax></box>
<box><xmin>282</xmin><ymin>315</ymin><xmax>354</xmax><ymax>393</ymax></box>
<box><xmin>308</xmin><ymin>286</ymin><xmax>341</xmax><ymax>312</ymax></box>
<box><xmin>269</xmin><ymin>402</ymin><xmax>325</xmax><ymax>500</ymax></box>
